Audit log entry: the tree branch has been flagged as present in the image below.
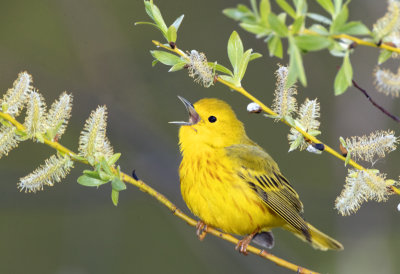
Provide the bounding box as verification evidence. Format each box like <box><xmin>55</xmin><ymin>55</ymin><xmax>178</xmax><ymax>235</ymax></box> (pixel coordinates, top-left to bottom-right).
<box><xmin>352</xmin><ymin>79</ymin><xmax>400</xmax><ymax>123</ymax></box>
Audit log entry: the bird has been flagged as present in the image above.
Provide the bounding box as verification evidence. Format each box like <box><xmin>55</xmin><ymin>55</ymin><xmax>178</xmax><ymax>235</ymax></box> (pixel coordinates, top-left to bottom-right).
<box><xmin>170</xmin><ymin>96</ymin><xmax>343</xmax><ymax>254</ymax></box>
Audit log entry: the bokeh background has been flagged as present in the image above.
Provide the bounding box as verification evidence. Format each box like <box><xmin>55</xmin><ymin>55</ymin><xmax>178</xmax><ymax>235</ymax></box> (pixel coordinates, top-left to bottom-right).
<box><xmin>0</xmin><ymin>0</ymin><xmax>399</xmax><ymax>273</ymax></box>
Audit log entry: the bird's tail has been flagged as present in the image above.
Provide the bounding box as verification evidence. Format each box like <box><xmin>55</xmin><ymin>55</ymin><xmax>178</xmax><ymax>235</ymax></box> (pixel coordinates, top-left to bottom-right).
<box><xmin>284</xmin><ymin>222</ymin><xmax>343</xmax><ymax>251</ymax></box>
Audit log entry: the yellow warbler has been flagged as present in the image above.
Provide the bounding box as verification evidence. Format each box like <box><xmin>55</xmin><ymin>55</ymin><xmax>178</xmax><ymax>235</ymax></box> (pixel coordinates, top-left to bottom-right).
<box><xmin>171</xmin><ymin>96</ymin><xmax>343</xmax><ymax>253</ymax></box>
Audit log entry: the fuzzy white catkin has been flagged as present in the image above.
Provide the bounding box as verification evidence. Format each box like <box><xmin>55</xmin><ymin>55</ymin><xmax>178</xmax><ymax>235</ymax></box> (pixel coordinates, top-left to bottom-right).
<box><xmin>398</xmin><ymin>203</ymin><xmax>400</xmax><ymax>211</ymax></box>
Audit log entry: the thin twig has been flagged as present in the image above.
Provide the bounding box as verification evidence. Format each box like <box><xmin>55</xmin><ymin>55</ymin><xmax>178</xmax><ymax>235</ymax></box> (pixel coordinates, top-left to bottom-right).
<box><xmin>352</xmin><ymin>79</ymin><xmax>400</xmax><ymax>123</ymax></box>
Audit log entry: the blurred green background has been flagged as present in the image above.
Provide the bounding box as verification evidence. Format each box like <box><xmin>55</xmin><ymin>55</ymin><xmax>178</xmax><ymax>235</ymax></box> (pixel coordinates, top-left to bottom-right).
<box><xmin>0</xmin><ymin>0</ymin><xmax>399</xmax><ymax>273</ymax></box>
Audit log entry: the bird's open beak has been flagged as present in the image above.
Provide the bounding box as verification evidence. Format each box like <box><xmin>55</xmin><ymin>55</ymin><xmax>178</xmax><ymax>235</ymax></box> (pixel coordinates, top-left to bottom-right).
<box><xmin>169</xmin><ymin>96</ymin><xmax>201</xmax><ymax>126</ymax></box>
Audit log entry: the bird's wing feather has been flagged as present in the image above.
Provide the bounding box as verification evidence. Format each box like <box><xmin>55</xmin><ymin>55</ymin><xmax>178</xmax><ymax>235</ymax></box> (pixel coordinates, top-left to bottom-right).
<box><xmin>226</xmin><ymin>144</ymin><xmax>310</xmax><ymax>240</ymax></box>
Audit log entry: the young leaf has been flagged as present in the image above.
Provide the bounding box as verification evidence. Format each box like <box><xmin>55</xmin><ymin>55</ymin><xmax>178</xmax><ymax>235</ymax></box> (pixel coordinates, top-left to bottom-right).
<box><xmin>111</xmin><ymin>177</ymin><xmax>127</xmax><ymax>191</ymax></box>
<box><xmin>227</xmin><ymin>31</ymin><xmax>244</xmax><ymax>75</ymax></box>
<box><xmin>295</xmin><ymin>35</ymin><xmax>332</xmax><ymax>51</ymax></box>
<box><xmin>147</xmin><ymin>1</ymin><xmax>168</xmax><ymax>33</ymax></box>
<box><xmin>150</xmin><ymin>50</ymin><xmax>182</xmax><ymax>66</ymax></box>
<box><xmin>167</xmin><ymin>25</ymin><xmax>177</xmax><ymax>42</ymax></box>
<box><xmin>171</xmin><ymin>15</ymin><xmax>184</xmax><ymax>31</ymax></box>
<box><xmin>306</xmin><ymin>13</ymin><xmax>332</xmax><ymax>25</ymax></box>
<box><xmin>77</xmin><ymin>174</ymin><xmax>108</xmax><ymax>187</ymax></box>
<box><xmin>268</xmin><ymin>13</ymin><xmax>289</xmax><ymax>36</ymax></box>
<box><xmin>259</xmin><ymin>0</ymin><xmax>271</xmax><ymax>22</ymax></box>
<box><xmin>107</xmin><ymin>153</ymin><xmax>121</xmax><ymax>166</ymax></box>
<box><xmin>239</xmin><ymin>22</ymin><xmax>269</xmax><ymax>36</ymax></box>
<box><xmin>334</xmin><ymin>52</ymin><xmax>353</xmax><ymax>95</ymax></box>
<box><xmin>288</xmin><ymin>36</ymin><xmax>307</xmax><ymax>86</ymax></box>
<box><xmin>291</xmin><ymin>16</ymin><xmax>305</xmax><ymax>34</ymax></box>
<box><xmin>378</xmin><ymin>49</ymin><xmax>393</xmax><ymax>65</ymax></box>
<box><xmin>309</xmin><ymin>24</ymin><xmax>329</xmax><ymax>35</ymax></box>
<box><xmin>331</xmin><ymin>4</ymin><xmax>348</xmax><ymax>33</ymax></box>
<box><xmin>316</xmin><ymin>0</ymin><xmax>335</xmax><ymax>16</ymax></box>
<box><xmin>111</xmin><ymin>189</ymin><xmax>119</xmax><ymax>206</ymax></box>
<box><xmin>289</xmin><ymin>135</ymin><xmax>304</xmax><ymax>152</ymax></box>
<box><xmin>169</xmin><ymin>62</ymin><xmax>187</xmax><ymax>72</ymax></box>
<box><xmin>237</xmin><ymin>49</ymin><xmax>253</xmax><ymax>83</ymax></box>
<box><xmin>275</xmin><ymin>0</ymin><xmax>296</xmax><ymax>19</ymax></box>
<box><xmin>268</xmin><ymin>35</ymin><xmax>283</xmax><ymax>58</ymax></box>
<box><xmin>250</xmin><ymin>52</ymin><xmax>263</xmax><ymax>61</ymax></box>
<box><xmin>208</xmin><ymin>63</ymin><xmax>233</xmax><ymax>76</ymax></box>
<box><xmin>337</xmin><ymin>21</ymin><xmax>370</xmax><ymax>35</ymax></box>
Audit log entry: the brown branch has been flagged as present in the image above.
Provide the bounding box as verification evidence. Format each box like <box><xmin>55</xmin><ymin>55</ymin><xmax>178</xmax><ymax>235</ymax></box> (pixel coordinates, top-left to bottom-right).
<box><xmin>352</xmin><ymin>79</ymin><xmax>400</xmax><ymax>123</ymax></box>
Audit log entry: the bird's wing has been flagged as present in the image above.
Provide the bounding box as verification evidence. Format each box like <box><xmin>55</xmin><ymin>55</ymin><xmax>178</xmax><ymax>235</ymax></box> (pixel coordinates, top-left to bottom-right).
<box><xmin>226</xmin><ymin>144</ymin><xmax>310</xmax><ymax>240</ymax></box>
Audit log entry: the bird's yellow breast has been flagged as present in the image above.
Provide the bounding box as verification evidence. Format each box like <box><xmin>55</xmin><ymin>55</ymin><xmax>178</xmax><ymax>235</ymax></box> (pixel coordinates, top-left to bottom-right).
<box><xmin>179</xmin><ymin>145</ymin><xmax>283</xmax><ymax>235</ymax></box>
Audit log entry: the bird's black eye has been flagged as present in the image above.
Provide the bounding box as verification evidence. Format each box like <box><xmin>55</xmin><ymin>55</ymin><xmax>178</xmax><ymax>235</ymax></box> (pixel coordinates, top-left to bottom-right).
<box><xmin>208</xmin><ymin>116</ymin><xmax>217</xmax><ymax>123</ymax></box>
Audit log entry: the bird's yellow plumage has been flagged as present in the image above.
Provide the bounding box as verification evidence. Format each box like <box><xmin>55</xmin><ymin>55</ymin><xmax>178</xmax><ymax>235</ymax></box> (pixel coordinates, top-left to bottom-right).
<box><xmin>174</xmin><ymin>97</ymin><xmax>343</xmax><ymax>252</ymax></box>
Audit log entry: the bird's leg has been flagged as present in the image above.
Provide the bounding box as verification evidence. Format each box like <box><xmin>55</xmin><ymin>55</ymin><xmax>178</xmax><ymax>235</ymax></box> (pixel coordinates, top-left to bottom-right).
<box><xmin>235</xmin><ymin>230</ymin><xmax>259</xmax><ymax>255</ymax></box>
<box><xmin>196</xmin><ymin>220</ymin><xmax>208</xmax><ymax>241</ymax></box>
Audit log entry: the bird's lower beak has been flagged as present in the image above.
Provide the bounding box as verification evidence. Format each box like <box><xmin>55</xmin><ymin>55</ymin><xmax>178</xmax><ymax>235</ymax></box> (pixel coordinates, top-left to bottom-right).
<box><xmin>169</xmin><ymin>96</ymin><xmax>201</xmax><ymax>126</ymax></box>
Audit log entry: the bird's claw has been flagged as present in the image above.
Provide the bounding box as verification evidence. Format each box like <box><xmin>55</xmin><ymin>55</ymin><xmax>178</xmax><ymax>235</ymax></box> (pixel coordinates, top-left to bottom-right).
<box><xmin>235</xmin><ymin>238</ymin><xmax>251</xmax><ymax>255</ymax></box>
<box><xmin>196</xmin><ymin>220</ymin><xmax>207</xmax><ymax>241</ymax></box>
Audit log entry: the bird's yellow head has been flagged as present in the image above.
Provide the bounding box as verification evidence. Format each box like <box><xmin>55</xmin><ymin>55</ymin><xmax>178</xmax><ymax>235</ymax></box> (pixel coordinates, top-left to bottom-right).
<box><xmin>171</xmin><ymin>97</ymin><xmax>247</xmax><ymax>152</ymax></box>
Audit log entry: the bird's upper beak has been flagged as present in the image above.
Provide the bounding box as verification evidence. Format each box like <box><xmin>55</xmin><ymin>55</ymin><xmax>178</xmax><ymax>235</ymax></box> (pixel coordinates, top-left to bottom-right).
<box><xmin>169</xmin><ymin>96</ymin><xmax>201</xmax><ymax>126</ymax></box>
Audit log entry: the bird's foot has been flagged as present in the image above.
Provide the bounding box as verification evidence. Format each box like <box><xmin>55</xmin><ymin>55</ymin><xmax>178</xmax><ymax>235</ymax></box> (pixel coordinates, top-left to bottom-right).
<box><xmin>235</xmin><ymin>230</ymin><xmax>259</xmax><ymax>255</ymax></box>
<box><xmin>196</xmin><ymin>220</ymin><xmax>207</xmax><ymax>241</ymax></box>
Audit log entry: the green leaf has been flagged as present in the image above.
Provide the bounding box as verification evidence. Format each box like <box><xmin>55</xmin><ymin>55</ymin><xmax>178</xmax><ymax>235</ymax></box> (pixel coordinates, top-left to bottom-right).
<box><xmin>111</xmin><ymin>177</ymin><xmax>127</xmax><ymax>191</ymax></box>
<box><xmin>331</xmin><ymin>4</ymin><xmax>348</xmax><ymax>33</ymax></box>
<box><xmin>227</xmin><ymin>31</ymin><xmax>244</xmax><ymax>75</ymax></box>
<box><xmin>259</xmin><ymin>0</ymin><xmax>271</xmax><ymax>22</ymax></box>
<box><xmin>135</xmin><ymin>21</ymin><xmax>164</xmax><ymax>33</ymax></box>
<box><xmin>167</xmin><ymin>25</ymin><xmax>177</xmax><ymax>42</ymax></box>
<box><xmin>250</xmin><ymin>0</ymin><xmax>260</xmax><ymax>18</ymax></box>
<box><xmin>208</xmin><ymin>62</ymin><xmax>233</xmax><ymax>76</ymax></box>
<box><xmin>223</xmin><ymin>7</ymin><xmax>252</xmax><ymax>21</ymax></box>
<box><xmin>333</xmin><ymin>0</ymin><xmax>343</xmax><ymax>15</ymax></box>
<box><xmin>316</xmin><ymin>0</ymin><xmax>335</xmax><ymax>15</ymax></box>
<box><xmin>169</xmin><ymin>61</ymin><xmax>187</xmax><ymax>72</ymax></box>
<box><xmin>171</xmin><ymin>15</ymin><xmax>184</xmax><ymax>32</ymax></box>
<box><xmin>107</xmin><ymin>153</ymin><xmax>121</xmax><ymax>166</ymax></box>
<box><xmin>309</xmin><ymin>24</ymin><xmax>329</xmax><ymax>35</ymax></box>
<box><xmin>100</xmin><ymin>158</ymin><xmax>113</xmax><ymax>176</ymax></box>
<box><xmin>147</xmin><ymin>1</ymin><xmax>168</xmax><ymax>33</ymax></box>
<box><xmin>218</xmin><ymin>75</ymin><xmax>235</xmax><ymax>86</ymax></box>
<box><xmin>295</xmin><ymin>35</ymin><xmax>332</xmax><ymax>51</ymax></box>
<box><xmin>77</xmin><ymin>174</ymin><xmax>108</xmax><ymax>187</ymax></box>
<box><xmin>152</xmin><ymin>60</ymin><xmax>158</xmax><ymax>67</ymax></box>
<box><xmin>268</xmin><ymin>35</ymin><xmax>283</xmax><ymax>58</ymax></box>
<box><xmin>293</xmin><ymin>0</ymin><xmax>307</xmax><ymax>16</ymax></box>
<box><xmin>150</xmin><ymin>50</ymin><xmax>181</xmax><ymax>66</ymax></box>
<box><xmin>288</xmin><ymin>135</ymin><xmax>304</xmax><ymax>152</ymax></box>
<box><xmin>83</xmin><ymin>169</ymin><xmax>100</xmax><ymax>176</ymax></box>
<box><xmin>237</xmin><ymin>48</ymin><xmax>253</xmax><ymax>83</ymax></box>
<box><xmin>99</xmin><ymin>170</ymin><xmax>112</xmax><ymax>181</ymax></box>
<box><xmin>291</xmin><ymin>16</ymin><xmax>305</xmax><ymax>34</ymax></box>
<box><xmin>306</xmin><ymin>13</ymin><xmax>332</xmax><ymax>25</ymax></box>
<box><xmin>276</xmin><ymin>0</ymin><xmax>296</xmax><ymax>18</ymax></box>
<box><xmin>111</xmin><ymin>189</ymin><xmax>119</xmax><ymax>206</ymax></box>
<box><xmin>288</xmin><ymin>36</ymin><xmax>307</xmax><ymax>86</ymax></box>
<box><xmin>334</xmin><ymin>52</ymin><xmax>353</xmax><ymax>95</ymax></box>
<box><xmin>268</xmin><ymin>13</ymin><xmax>289</xmax><ymax>36</ymax></box>
<box><xmin>250</xmin><ymin>52</ymin><xmax>263</xmax><ymax>61</ymax></box>
<box><xmin>337</xmin><ymin>21</ymin><xmax>370</xmax><ymax>35</ymax></box>
<box><xmin>378</xmin><ymin>49</ymin><xmax>393</xmax><ymax>64</ymax></box>
<box><xmin>239</xmin><ymin>22</ymin><xmax>269</xmax><ymax>36</ymax></box>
